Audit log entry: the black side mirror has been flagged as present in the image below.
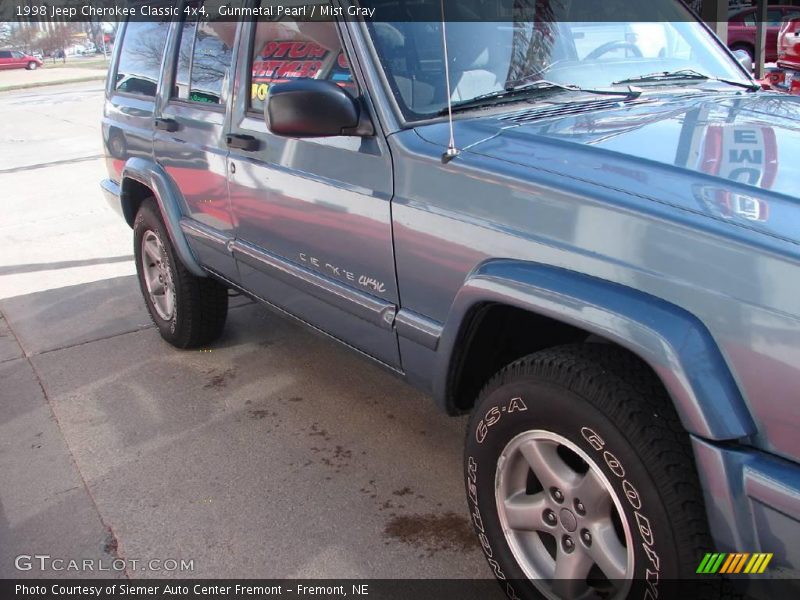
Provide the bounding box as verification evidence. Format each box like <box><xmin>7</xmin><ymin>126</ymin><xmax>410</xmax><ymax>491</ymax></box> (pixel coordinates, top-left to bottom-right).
<box><xmin>265</xmin><ymin>79</ymin><xmax>373</xmax><ymax>138</ymax></box>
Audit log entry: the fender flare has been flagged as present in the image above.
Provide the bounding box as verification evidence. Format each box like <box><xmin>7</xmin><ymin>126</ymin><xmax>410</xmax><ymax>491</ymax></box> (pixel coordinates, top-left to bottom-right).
<box><xmin>120</xmin><ymin>157</ymin><xmax>205</xmax><ymax>277</ymax></box>
<box><xmin>435</xmin><ymin>260</ymin><xmax>756</xmax><ymax>441</ymax></box>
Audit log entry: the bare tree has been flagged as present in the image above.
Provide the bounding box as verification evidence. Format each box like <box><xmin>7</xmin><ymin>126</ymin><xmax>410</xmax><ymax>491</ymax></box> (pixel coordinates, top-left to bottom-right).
<box><xmin>0</xmin><ymin>22</ymin><xmax>12</xmax><ymax>47</ymax></box>
<box><xmin>40</xmin><ymin>23</ymin><xmax>78</xmax><ymax>63</ymax></box>
<box><xmin>6</xmin><ymin>24</ymin><xmax>40</xmax><ymax>53</ymax></box>
<box><xmin>685</xmin><ymin>0</ymin><xmax>704</xmax><ymax>16</ymax></box>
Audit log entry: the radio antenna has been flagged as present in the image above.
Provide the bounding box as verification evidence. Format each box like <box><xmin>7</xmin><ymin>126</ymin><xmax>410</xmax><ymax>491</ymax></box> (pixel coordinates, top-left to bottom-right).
<box><xmin>440</xmin><ymin>0</ymin><xmax>460</xmax><ymax>163</ymax></box>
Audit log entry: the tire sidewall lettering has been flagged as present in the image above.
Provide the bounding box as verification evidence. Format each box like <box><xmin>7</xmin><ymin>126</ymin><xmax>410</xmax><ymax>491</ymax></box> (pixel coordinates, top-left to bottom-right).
<box><xmin>581</xmin><ymin>425</ymin><xmax>661</xmax><ymax>599</ymax></box>
<box><xmin>475</xmin><ymin>397</ymin><xmax>528</xmax><ymax>444</ymax></box>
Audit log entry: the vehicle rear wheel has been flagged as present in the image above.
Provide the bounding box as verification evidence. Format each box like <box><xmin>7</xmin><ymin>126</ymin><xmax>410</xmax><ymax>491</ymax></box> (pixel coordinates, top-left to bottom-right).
<box><xmin>464</xmin><ymin>344</ymin><xmax>716</xmax><ymax>600</ymax></box>
<box><xmin>27</xmin><ymin>61</ymin><xmax>38</xmax><ymax>70</ymax></box>
<box><xmin>133</xmin><ymin>198</ymin><xmax>228</xmax><ymax>348</ymax></box>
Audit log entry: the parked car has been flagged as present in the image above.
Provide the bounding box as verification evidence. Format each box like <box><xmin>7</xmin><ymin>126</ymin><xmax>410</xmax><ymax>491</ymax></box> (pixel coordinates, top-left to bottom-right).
<box><xmin>101</xmin><ymin>1</ymin><xmax>800</xmax><ymax>598</ymax></box>
<box><xmin>728</xmin><ymin>4</ymin><xmax>800</xmax><ymax>62</ymax></box>
<box><xmin>0</xmin><ymin>49</ymin><xmax>43</xmax><ymax>70</ymax></box>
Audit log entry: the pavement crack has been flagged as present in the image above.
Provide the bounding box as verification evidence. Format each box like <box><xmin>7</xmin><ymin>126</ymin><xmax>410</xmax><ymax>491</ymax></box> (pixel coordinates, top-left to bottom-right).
<box><xmin>2</xmin><ymin>312</ymin><xmax>132</xmax><ymax>579</ymax></box>
<box><xmin>0</xmin><ymin>154</ymin><xmax>103</xmax><ymax>175</ymax></box>
<box><xmin>31</xmin><ymin>325</ymin><xmax>154</xmax><ymax>358</ymax></box>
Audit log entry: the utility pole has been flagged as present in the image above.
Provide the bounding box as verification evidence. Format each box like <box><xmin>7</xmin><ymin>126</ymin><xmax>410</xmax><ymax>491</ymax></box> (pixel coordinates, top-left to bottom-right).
<box><xmin>701</xmin><ymin>0</ymin><xmax>729</xmax><ymax>41</ymax></box>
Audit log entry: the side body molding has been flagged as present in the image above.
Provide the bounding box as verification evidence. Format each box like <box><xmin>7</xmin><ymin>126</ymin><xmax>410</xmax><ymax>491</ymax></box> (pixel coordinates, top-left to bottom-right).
<box><xmin>121</xmin><ymin>157</ymin><xmax>205</xmax><ymax>277</ymax></box>
<box><xmin>435</xmin><ymin>260</ymin><xmax>756</xmax><ymax>441</ymax></box>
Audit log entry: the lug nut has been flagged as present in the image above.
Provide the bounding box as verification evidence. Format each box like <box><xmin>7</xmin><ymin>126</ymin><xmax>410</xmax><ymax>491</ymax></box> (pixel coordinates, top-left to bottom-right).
<box><xmin>550</xmin><ymin>488</ymin><xmax>564</xmax><ymax>503</ymax></box>
<box><xmin>543</xmin><ymin>509</ymin><xmax>557</xmax><ymax>526</ymax></box>
<box><xmin>562</xmin><ymin>535</ymin><xmax>575</xmax><ymax>553</ymax></box>
<box><xmin>581</xmin><ymin>529</ymin><xmax>592</xmax><ymax>546</ymax></box>
<box><xmin>574</xmin><ymin>499</ymin><xmax>586</xmax><ymax>515</ymax></box>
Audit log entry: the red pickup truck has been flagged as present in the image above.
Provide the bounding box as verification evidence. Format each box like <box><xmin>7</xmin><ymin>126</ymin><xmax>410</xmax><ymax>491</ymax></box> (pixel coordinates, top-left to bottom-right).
<box><xmin>728</xmin><ymin>4</ymin><xmax>800</xmax><ymax>62</ymax></box>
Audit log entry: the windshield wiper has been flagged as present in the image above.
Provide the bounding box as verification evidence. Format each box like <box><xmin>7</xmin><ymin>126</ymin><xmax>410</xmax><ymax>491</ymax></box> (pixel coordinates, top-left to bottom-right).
<box><xmin>440</xmin><ymin>79</ymin><xmax>641</xmax><ymax>115</ymax></box>
<box><xmin>613</xmin><ymin>69</ymin><xmax>758</xmax><ymax>91</ymax></box>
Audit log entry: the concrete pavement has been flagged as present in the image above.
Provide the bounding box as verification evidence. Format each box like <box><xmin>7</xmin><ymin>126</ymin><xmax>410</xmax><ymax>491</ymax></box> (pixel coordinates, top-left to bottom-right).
<box><xmin>0</xmin><ymin>81</ymin><xmax>496</xmax><ymax>584</ymax></box>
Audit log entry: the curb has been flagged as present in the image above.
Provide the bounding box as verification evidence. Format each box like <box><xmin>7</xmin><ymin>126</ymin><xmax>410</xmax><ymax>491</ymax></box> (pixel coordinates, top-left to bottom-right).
<box><xmin>0</xmin><ymin>75</ymin><xmax>107</xmax><ymax>93</ymax></box>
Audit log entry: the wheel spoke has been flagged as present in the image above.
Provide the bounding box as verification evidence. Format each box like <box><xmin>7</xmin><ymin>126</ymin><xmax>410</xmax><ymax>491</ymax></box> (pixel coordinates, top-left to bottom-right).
<box><xmin>552</xmin><ymin>547</ymin><xmax>593</xmax><ymax>598</ymax></box>
<box><xmin>574</xmin><ymin>469</ymin><xmax>612</xmax><ymax>514</ymax></box>
<box><xmin>144</xmin><ymin>241</ymin><xmax>161</xmax><ymax>265</ymax></box>
<box><xmin>519</xmin><ymin>439</ymin><xmax>580</xmax><ymax>491</ymax></box>
<box><xmin>503</xmin><ymin>491</ymin><xmax>549</xmax><ymax>531</ymax></box>
<box><xmin>587</xmin><ymin>518</ymin><xmax>628</xmax><ymax>580</ymax></box>
<box><xmin>144</xmin><ymin>270</ymin><xmax>160</xmax><ymax>293</ymax></box>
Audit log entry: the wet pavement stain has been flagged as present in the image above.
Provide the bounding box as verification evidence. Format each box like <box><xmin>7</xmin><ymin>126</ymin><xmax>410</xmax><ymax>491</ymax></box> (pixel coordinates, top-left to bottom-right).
<box><xmin>204</xmin><ymin>367</ymin><xmax>237</xmax><ymax>389</ymax></box>
<box><xmin>383</xmin><ymin>512</ymin><xmax>478</xmax><ymax>556</ymax></box>
<box><xmin>249</xmin><ymin>409</ymin><xmax>273</xmax><ymax>420</ymax></box>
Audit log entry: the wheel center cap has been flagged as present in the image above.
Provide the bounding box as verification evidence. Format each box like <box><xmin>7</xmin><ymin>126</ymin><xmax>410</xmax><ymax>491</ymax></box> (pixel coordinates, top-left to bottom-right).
<box><xmin>559</xmin><ymin>508</ymin><xmax>578</xmax><ymax>532</ymax></box>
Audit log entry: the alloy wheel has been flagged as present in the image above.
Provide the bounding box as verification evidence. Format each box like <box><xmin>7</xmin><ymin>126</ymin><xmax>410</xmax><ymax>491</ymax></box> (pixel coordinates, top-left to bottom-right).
<box><xmin>495</xmin><ymin>430</ymin><xmax>634</xmax><ymax>599</ymax></box>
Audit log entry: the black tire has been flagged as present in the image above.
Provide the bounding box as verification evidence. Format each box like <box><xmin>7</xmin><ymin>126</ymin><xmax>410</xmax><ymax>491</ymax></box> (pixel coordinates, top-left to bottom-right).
<box><xmin>464</xmin><ymin>344</ymin><xmax>715</xmax><ymax>600</ymax></box>
<box><xmin>27</xmin><ymin>61</ymin><xmax>38</xmax><ymax>70</ymax></box>
<box><xmin>133</xmin><ymin>198</ymin><xmax>228</xmax><ymax>348</ymax></box>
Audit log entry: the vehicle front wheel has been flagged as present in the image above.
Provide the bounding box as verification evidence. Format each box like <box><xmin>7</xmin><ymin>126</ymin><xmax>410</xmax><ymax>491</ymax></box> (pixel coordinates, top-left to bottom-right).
<box><xmin>27</xmin><ymin>61</ymin><xmax>38</xmax><ymax>70</ymax></box>
<box><xmin>464</xmin><ymin>344</ymin><xmax>716</xmax><ymax>600</ymax></box>
<box><xmin>133</xmin><ymin>198</ymin><xmax>228</xmax><ymax>348</ymax></box>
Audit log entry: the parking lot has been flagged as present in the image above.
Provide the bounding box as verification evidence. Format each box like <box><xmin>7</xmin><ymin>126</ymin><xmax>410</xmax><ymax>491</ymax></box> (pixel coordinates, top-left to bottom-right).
<box><xmin>0</xmin><ymin>81</ymin><xmax>492</xmax><ymax>581</ymax></box>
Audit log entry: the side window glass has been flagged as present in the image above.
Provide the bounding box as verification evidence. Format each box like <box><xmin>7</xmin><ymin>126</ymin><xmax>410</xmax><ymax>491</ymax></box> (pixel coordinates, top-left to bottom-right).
<box><xmin>248</xmin><ymin>3</ymin><xmax>354</xmax><ymax>114</ymax></box>
<box><xmin>190</xmin><ymin>20</ymin><xmax>235</xmax><ymax>104</ymax></box>
<box><xmin>115</xmin><ymin>20</ymin><xmax>171</xmax><ymax>97</ymax></box>
<box><xmin>171</xmin><ymin>1</ymin><xmax>238</xmax><ymax>105</ymax></box>
<box><xmin>0</xmin><ymin>51</ymin><xmax>11</xmax><ymax>59</ymax></box>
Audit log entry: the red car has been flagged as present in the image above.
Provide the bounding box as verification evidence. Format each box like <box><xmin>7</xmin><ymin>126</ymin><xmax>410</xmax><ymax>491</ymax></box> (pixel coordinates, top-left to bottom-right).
<box><xmin>0</xmin><ymin>49</ymin><xmax>43</xmax><ymax>70</ymax></box>
<box><xmin>728</xmin><ymin>4</ymin><xmax>800</xmax><ymax>62</ymax></box>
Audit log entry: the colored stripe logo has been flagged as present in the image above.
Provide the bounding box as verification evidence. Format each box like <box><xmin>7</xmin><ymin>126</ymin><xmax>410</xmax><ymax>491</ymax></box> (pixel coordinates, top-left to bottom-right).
<box><xmin>697</xmin><ymin>553</ymin><xmax>773</xmax><ymax>574</ymax></box>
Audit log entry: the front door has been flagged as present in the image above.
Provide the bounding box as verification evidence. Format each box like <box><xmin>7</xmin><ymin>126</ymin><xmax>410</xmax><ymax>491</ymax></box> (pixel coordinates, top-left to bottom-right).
<box><xmin>227</xmin><ymin>8</ymin><xmax>400</xmax><ymax>368</ymax></box>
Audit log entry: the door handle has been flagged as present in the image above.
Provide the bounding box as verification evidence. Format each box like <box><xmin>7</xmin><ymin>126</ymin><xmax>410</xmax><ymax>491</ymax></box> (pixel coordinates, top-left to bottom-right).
<box><xmin>154</xmin><ymin>117</ymin><xmax>179</xmax><ymax>132</ymax></box>
<box><xmin>225</xmin><ymin>133</ymin><xmax>260</xmax><ymax>151</ymax></box>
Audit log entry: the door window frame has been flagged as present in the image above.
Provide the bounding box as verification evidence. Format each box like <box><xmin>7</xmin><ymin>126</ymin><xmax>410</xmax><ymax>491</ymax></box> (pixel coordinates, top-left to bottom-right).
<box><xmin>243</xmin><ymin>7</ymin><xmax>360</xmax><ymax>118</ymax></box>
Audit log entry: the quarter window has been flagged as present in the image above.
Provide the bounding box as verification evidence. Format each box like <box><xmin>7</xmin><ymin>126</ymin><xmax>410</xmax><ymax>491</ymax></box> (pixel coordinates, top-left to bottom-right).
<box><xmin>115</xmin><ymin>20</ymin><xmax>171</xmax><ymax>97</ymax></box>
<box><xmin>248</xmin><ymin>2</ymin><xmax>354</xmax><ymax>114</ymax></box>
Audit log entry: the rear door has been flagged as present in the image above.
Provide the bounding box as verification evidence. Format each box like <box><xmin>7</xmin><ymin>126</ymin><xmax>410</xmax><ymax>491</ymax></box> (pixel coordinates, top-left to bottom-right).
<box><xmin>153</xmin><ymin>0</ymin><xmax>241</xmax><ymax>281</ymax></box>
<box><xmin>103</xmin><ymin>18</ymin><xmax>172</xmax><ymax>182</ymax></box>
<box><xmin>0</xmin><ymin>51</ymin><xmax>13</xmax><ymax>69</ymax></box>
<box><xmin>226</xmin><ymin>6</ymin><xmax>401</xmax><ymax>368</ymax></box>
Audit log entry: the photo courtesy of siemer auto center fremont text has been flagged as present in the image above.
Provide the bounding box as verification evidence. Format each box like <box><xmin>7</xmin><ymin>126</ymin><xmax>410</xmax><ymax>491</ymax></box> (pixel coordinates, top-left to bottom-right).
<box><xmin>1</xmin><ymin>0</ymin><xmax>800</xmax><ymax>599</ymax></box>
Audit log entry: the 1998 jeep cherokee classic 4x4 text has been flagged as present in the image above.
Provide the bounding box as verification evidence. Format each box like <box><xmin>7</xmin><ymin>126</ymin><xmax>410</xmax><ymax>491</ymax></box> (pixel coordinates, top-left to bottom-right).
<box><xmin>101</xmin><ymin>1</ymin><xmax>800</xmax><ymax>598</ymax></box>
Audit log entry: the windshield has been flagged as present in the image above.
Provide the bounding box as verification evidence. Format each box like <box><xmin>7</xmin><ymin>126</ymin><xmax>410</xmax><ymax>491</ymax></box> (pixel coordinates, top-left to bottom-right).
<box><xmin>363</xmin><ymin>1</ymin><xmax>750</xmax><ymax>120</ymax></box>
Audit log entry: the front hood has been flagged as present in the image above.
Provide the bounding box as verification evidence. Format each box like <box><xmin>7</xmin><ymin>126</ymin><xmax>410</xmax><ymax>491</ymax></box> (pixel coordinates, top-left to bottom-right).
<box><xmin>415</xmin><ymin>91</ymin><xmax>800</xmax><ymax>245</ymax></box>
